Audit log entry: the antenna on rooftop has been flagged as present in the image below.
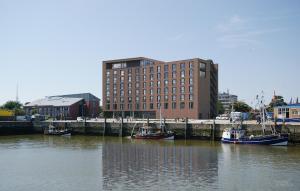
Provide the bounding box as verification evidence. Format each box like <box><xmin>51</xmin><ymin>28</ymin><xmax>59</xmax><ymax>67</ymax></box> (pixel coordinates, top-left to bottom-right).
<box><xmin>16</xmin><ymin>83</ymin><xmax>19</xmax><ymax>102</ymax></box>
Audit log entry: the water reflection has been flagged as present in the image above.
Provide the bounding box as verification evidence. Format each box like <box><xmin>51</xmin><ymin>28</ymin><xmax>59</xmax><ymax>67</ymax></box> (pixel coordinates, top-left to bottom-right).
<box><xmin>102</xmin><ymin>139</ymin><xmax>219</xmax><ymax>190</ymax></box>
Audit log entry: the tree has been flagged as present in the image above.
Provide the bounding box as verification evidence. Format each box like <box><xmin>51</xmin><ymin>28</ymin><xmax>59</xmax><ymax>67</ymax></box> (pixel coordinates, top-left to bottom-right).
<box><xmin>268</xmin><ymin>95</ymin><xmax>287</xmax><ymax>112</ymax></box>
<box><xmin>217</xmin><ymin>100</ymin><xmax>225</xmax><ymax>114</ymax></box>
<box><xmin>1</xmin><ymin>101</ymin><xmax>25</xmax><ymax>116</ymax></box>
<box><xmin>233</xmin><ymin>101</ymin><xmax>252</xmax><ymax>112</ymax></box>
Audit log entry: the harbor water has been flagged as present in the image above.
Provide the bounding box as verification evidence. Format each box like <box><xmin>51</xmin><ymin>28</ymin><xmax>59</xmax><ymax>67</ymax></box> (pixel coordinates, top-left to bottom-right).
<box><xmin>0</xmin><ymin>135</ymin><xmax>300</xmax><ymax>191</ymax></box>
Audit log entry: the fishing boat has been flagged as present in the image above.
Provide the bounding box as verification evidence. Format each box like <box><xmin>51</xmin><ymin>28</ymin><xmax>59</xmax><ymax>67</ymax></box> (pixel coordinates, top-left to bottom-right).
<box><xmin>44</xmin><ymin>124</ymin><xmax>71</xmax><ymax>136</ymax></box>
<box><xmin>132</xmin><ymin>107</ymin><xmax>174</xmax><ymax>140</ymax></box>
<box><xmin>221</xmin><ymin>93</ymin><xmax>288</xmax><ymax>146</ymax></box>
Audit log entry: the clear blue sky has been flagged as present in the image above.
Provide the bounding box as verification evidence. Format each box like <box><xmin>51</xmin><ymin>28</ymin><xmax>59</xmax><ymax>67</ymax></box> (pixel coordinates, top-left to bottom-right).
<box><xmin>1</xmin><ymin>0</ymin><xmax>299</xmax><ymax>107</ymax></box>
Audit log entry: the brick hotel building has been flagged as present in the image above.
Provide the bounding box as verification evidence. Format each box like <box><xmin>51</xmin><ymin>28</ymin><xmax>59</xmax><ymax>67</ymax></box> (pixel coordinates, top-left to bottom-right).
<box><xmin>102</xmin><ymin>57</ymin><xmax>218</xmax><ymax>119</ymax></box>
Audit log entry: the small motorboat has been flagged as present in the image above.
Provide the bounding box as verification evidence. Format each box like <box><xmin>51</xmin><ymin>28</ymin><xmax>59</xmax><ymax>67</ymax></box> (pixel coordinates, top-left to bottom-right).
<box><xmin>44</xmin><ymin>124</ymin><xmax>71</xmax><ymax>136</ymax></box>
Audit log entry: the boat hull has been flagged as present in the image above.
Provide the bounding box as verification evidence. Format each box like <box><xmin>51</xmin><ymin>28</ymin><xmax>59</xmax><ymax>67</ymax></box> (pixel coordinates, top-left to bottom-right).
<box><xmin>221</xmin><ymin>136</ymin><xmax>288</xmax><ymax>146</ymax></box>
<box><xmin>134</xmin><ymin>134</ymin><xmax>174</xmax><ymax>140</ymax></box>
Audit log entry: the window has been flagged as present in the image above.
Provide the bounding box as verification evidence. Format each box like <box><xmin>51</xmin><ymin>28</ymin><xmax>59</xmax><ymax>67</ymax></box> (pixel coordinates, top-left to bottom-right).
<box><xmin>135</xmin><ymin>75</ymin><xmax>140</xmax><ymax>81</ymax></box>
<box><xmin>189</xmin><ymin>78</ymin><xmax>193</xmax><ymax>85</ymax></box>
<box><xmin>143</xmin><ymin>89</ymin><xmax>146</xmax><ymax>95</ymax></box>
<box><xmin>172</xmin><ymin>87</ymin><xmax>176</xmax><ymax>94</ymax></box>
<box><xmin>164</xmin><ymin>103</ymin><xmax>168</xmax><ymax>109</ymax></box>
<box><xmin>200</xmin><ymin>71</ymin><xmax>206</xmax><ymax>78</ymax></box>
<box><xmin>157</xmin><ymin>66</ymin><xmax>161</xmax><ymax>73</ymax></box>
<box><xmin>157</xmin><ymin>103</ymin><xmax>161</xmax><ymax>109</ymax></box>
<box><xmin>181</xmin><ymin>70</ymin><xmax>185</xmax><ymax>78</ymax></box>
<box><xmin>172</xmin><ymin>72</ymin><xmax>176</xmax><ymax>78</ymax></box>
<box><xmin>157</xmin><ymin>73</ymin><xmax>161</xmax><ymax>80</ymax></box>
<box><xmin>180</xmin><ymin>86</ymin><xmax>185</xmax><ymax>93</ymax></box>
<box><xmin>180</xmin><ymin>78</ymin><xmax>185</xmax><ymax>86</ymax></box>
<box><xmin>120</xmin><ymin>104</ymin><xmax>124</xmax><ymax>110</ymax></box>
<box><xmin>189</xmin><ymin>70</ymin><xmax>193</xmax><ymax>77</ymax></box>
<box><xmin>157</xmin><ymin>81</ymin><xmax>161</xmax><ymax>87</ymax></box>
<box><xmin>189</xmin><ymin>94</ymin><xmax>193</xmax><ymax>101</ymax></box>
<box><xmin>106</xmin><ymin>104</ymin><xmax>110</xmax><ymax>110</ymax></box>
<box><xmin>172</xmin><ymin>79</ymin><xmax>176</xmax><ymax>85</ymax></box>
<box><xmin>172</xmin><ymin>95</ymin><xmax>176</xmax><ymax>101</ymax></box>
<box><xmin>120</xmin><ymin>70</ymin><xmax>125</xmax><ymax>76</ymax></box>
<box><xmin>120</xmin><ymin>97</ymin><xmax>124</xmax><ymax>103</ymax></box>
<box><xmin>150</xmin><ymin>89</ymin><xmax>153</xmax><ymax>95</ymax></box>
<box><xmin>172</xmin><ymin>64</ymin><xmax>176</xmax><ymax>71</ymax></box>
<box><xmin>180</xmin><ymin>102</ymin><xmax>185</xmax><ymax>109</ymax></box>
<box><xmin>150</xmin><ymin>103</ymin><xmax>154</xmax><ymax>109</ymax></box>
<box><xmin>164</xmin><ymin>87</ymin><xmax>169</xmax><ymax>94</ymax></box>
<box><xmin>189</xmin><ymin>86</ymin><xmax>193</xmax><ymax>94</ymax></box>
<box><xmin>164</xmin><ymin>72</ymin><xmax>168</xmax><ymax>79</ymax></box>
<box><xmin>164</xmin><ymin>95</ymin><xmax>168</xmax><ymax>101</ymax></box>
<box><xmin>128</xmin><ymin>97</ymin><xmax>132</xmax><ymax>103</ymax></box>
<box><xmin>128</xmin><ymin>68</ymin><xmax>132</xmax><ymax>74</ymax></box>
<box><xmin>164</xmin><ymin>80</ymin><xmax>168</xmax><ymax>86</ymax></box>
<box><xmin>150</xmin><ymin>96</ymin><xmax>154</xmax><ymax>102</ymax></box>
<box><xmin>164</xmin><ymin>65</ymin><xmax>168</xmax><ymax>72</ymax></box>
<box><xmin>128</xmin><ymin>104</ymin><xmax>132</xmax><ymax>110</ymax></box>
<box><xmin>143</xmin><ymin>103</ymin><xmax>146</xmax><ymax>110</ymax></box>
<box><xmin>136</xmin><ymin>97</ymin><xmax>140</xmax><ymax>102</ymax></box>
<box><xmin>180</xmin><ymin>63</ymin><xmax>185</xmax><ymax>70</ymax></box>
<box><xmin>136</xmin><ymin>104</ymin><xmax>140</xmax><ymax>110</ymax></box>
<box><xmin>172</xmin><ymin>102</ymin><xmax>176</xmax><ymax>109</ymax></box>
<box><xmin>127</xmin><ymin>83</ymin><xmax>131</xmax><ymax>89</ymax></box>
<box><xmin>189</xmin><ymin>62</ymin><xmax>193</xmax><ymax>69</ymax></box>
<box><xmin>200</xmin><ymin>63</ymin><xmax>206</xmax><ymax>71</ymax></box>
<box><xmin>136</xmin><ymin>83</ymin><xmax>139</xmax><ymax>88</ymax></box>
<box><xmin>143</xmin><ymin>96</ymin><xmax>146</xmax><ymax>102</ymax></box>
<box><xmin>150</xmin><ymin>74</ymin><xmax>154</xmax><ymax>81</ymax></box>
<box><xmin>150</xmin><ymin>66</ymin><xmax>154</xmax><ymax>73</ymax></box>
<box><xmin>143</xmin><ymin>82</ymin><xmax>146</xmax><ymax>88</ymax></box>
<box><xmin>136</xmin><ymin>89</ymin><xmax>140</xmax><ymax>95</ymax></box>
<box><xmin>157</xmin><ymin>96</ymin><xmax>161</xmax><ymax>102</ymax></box>
<box><xmin>143</xmin><ymin>75</ymin><xmax>146</xmax><ymax>81</ymax></box>
<box><xmin>113</xmin><ymin>104</ymin><xmax>117</xmax><ymax>110</ymax></box>
<box><xmin>157</xmin><ymin>88</ymin><xmax>161</xmax><ymax>94</ymax></box>
<box><xmin>180</xmin><ymin>94</ymin><xmax>185</xmax><ymax>101</ymax></box>
<box><xmin>189</xmin><ymin>102</ymin><xmax>194</xmax><ymax>109</ymax></box>
<box><xmin>128</xmin><ymin>76</ymin><xmax>132</xmax><ymax>82</ymax></box>
<box><xmin>143</xmin><ymin>68</ymin><xmax>146</xmax><ymax>74</ymax></box>
<box><xmin>150</xmin><ymin>81</ymin><xmax>154</xmax><ymax>87</ymax></box>
<box><xmin>135</xmin><ymin>68</ymin><xmax>140</xmax><ymax>74</ymax></box>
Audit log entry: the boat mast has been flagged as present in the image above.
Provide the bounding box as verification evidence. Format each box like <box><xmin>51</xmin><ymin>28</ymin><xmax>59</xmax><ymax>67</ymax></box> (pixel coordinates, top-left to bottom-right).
<box><xmin>260</xmin><ymin>92</ymin><xmax>266</xmax><ymax>135</ymax></box>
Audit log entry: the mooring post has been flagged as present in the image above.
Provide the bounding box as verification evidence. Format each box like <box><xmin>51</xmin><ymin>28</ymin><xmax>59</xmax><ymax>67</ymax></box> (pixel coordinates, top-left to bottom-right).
<box><xmin>103</xmin><ymin>117</ymin><xmax>106</xmax><ymax>136</ymax></box>
<box><xmin>185</xmin><ymin>117</ymin><xmax>189</xmax><ymax>139</ymax></box>
<box><xmin>120</xmin><ymin>116</ymin><xmax>123</xmax><ymax>137</ymax></box>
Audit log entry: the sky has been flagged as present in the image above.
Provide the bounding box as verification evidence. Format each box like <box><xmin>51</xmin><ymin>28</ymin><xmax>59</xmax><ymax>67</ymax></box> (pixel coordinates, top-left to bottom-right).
<box><xmin>0</xmin><ymin>0</ymin><xmax>300</xmax><ymax>107</ymax></box>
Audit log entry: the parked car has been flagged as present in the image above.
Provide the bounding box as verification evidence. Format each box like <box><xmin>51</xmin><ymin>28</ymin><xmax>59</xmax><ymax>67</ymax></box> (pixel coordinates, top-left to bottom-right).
<box><xmin>216</xmin><ymin>114</ymin><xmax>229</xmax><ymax>120</ymax></box>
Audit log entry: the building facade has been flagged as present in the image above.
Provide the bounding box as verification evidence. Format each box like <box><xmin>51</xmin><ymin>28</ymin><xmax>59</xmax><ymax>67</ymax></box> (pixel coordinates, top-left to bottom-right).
<box><xmin>103</xmin><ymin>57</ymin><xmax>218</xmax><ymax>119</ymax></box>
<box><xmin>50</xmin><ymin>93</ymin><xmax>100</xmax><ymax>118</ymax></box>
<box><xmin>274</xmin><ymin>104</ymin><xmax>300</xmax><ymax>121</ymax></box>
<box><xmin>218</xmin><ymin>91</ymin><xmax>238</xmax><ymax>113</ymax></box>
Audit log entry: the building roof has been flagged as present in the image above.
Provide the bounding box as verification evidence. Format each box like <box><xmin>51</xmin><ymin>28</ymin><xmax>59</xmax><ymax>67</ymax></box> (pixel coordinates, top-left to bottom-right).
<box><xmin>275</xmin><ymin>104</ymin><xmax>300</xmax><ymax>109</ymax></box>
<box><xmin>24</xmin><ymin>97</ymin><xmax>83</xmax><ymax>107</ymax></box>
<box><xmin>50</xmin><ymin>93</ymin><xmax>100</xmax><ymax>101</ymax></box>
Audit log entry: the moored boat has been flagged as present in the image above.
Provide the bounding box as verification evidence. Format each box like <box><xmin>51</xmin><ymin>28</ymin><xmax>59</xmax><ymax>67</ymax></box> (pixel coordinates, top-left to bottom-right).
<box><xmin>44</xmin><ymin>124</ymin><xmax>71</xmax><ymax>136</ymax></box>
<box><xmin>221</xmin><ymin>93</ymin><xmax>288</xmax><ymax>146</ymax></box>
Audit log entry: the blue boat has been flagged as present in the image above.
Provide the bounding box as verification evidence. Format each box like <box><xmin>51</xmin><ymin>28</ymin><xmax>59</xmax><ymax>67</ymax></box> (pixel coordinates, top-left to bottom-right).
<box><xmin>221</xmin><ymin>128</ymin><xmax>288</xmax><ymax>145</ymax></box>
<box><xmin>221</xmin><ymin>93</ymin><xmax>288</xmax><ymax>146</ymax></box>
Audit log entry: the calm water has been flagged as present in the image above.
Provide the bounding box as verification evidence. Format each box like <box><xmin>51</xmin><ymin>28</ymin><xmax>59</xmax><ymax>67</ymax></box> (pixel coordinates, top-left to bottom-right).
<box><xmin>0</xmin><ymin>135</ymin><xmax>300</xmax><ymax>191</ymax></box>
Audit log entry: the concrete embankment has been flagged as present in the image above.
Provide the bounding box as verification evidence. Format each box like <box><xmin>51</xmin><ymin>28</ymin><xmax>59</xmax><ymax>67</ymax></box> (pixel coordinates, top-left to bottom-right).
<box><xmin>0</xmin><ymin>121</ymin><xmax>35</xmax><ymax>135</ymax></box>
<box><xmin>32</xmin><ymin>119</ymin><xmax>300</xmax><ymax>143</ymax></box>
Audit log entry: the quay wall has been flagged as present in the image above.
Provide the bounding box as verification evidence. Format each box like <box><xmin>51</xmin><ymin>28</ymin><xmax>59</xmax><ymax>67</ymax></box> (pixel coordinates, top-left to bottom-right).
<box><xmin>0</xmin><ymin>121</ymin><xmax>34</xmax><ymax>135</ymax></box>
<box><xmin>33</xmin><ymin>120</ymin><xmax>300</xmax><ymax>143</ymax></box>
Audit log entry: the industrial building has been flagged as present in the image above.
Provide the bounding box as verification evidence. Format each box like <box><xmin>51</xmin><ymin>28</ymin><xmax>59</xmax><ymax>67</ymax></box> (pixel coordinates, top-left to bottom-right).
<box><xmin>102</xmin><ymin>57</ymin><xmax>218</xmax><ymax>119</ymax></box>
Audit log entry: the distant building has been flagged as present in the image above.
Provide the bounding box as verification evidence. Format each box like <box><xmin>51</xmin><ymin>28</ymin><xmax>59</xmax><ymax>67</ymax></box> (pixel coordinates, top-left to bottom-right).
<box><xmin>24</xmin><ymin>93</ymin><xmax>100</xmax><ymax>119</ymax></box>
<box><xmin>50</xmin><ymin>93</ymin><xmax>100</xmax><ymax>118</ymax></box>
<box><xmin>103</xmin><ymin>57</ymin><xmax>218</xmax><ymax>119</ymax></box>
<box><xmin>218</xmin><ymin>91</ymin><xmax>238</xmax><ymax>113</ymax></box>
<box><xmin>274</xmin><ymin>104</ymin><xmax>300</xmax><ymax>122</ymax></box>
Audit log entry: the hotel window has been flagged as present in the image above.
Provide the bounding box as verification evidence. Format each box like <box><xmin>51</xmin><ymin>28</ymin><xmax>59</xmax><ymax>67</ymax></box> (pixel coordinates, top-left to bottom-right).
<box><xmin>164</xmin><ymin>80</ymin><xmax>168</xmax><ymax>86</ymax></box>
<box><xmin>157</xmin><ymin>88</ymin><xmax>161</xmax><ymax>94</ymax></box>
<box><xmin>136</xmin><ymin>89</ymin><xmax>140</xmax><ymax>95</ymax></box>
<box><xmin>128</xmin><ymin>76</ymin><xmax>132</xmax><ymax>82</ymax></box>
<box><xmin>157</xmin><ymin>103</ymin><xmax>161</xmax><ymax>109</ymax></box>
<box><xmin>143</xmin><ymin>96</ymin><xmax>146</xmax><ymax>102</ymax></box>
<box><xmin>157</xmin><ymin>66</ymin><xmax>161</xmax><ymax>73</ymax></box>
<box><xmin>113</xmin><ymin>77</ymin><xmax>117</xmax><ymax>83</ymax></box>
<box><xmin>136</xmin><ymin>97</ymin><xmax>140</xmax><ymax>102</ymax></box>
<box><xmin>172</xmin><ymin>79</ymin><xmax>176</xmax><ymax>85</ymax></box>
<box><xmin>150</xmin><ymin>66</ymin><xmax>154</xmax><ymax>73</ymax></box>
<box><xmin>143</xmin><ymin>68</ymin><xmax>146</xmax><ymax>74</ymax></box>
<box><xmin>128</xmin><ymin>68</ymin><xmax>132</xmax><ymax>74</ymax></box>
<box><xmin>120</xmin><ymin>97</ymin><xmax>124</xmax><ymax>103</ymax></box>
<box><xmin>113</xmin><ymin>104</ymin><xmax>117</xmax><ymax>110</ymax></box>
<box><xmin>150</xmin><ymin>74</ymin><xmax>154</xmax><ymax>81</ymax></box>
<box><xmin>143</xmin><ymin>103</ymin><xmax>146</xmax><ymax>110</ymax></box>
<box><xmin>136</xmin><ymin>83</ymin><xmax>139</xmax><ymax>88</ymax></box>
<box><xmin>172</xmin><ymin>95</ymin><xmax>176</xmax><ymax>101</ymax></box>
<box><xmin>128</xmin><ymin>90</ymin><xmax>132</xmax><ymax>95</ymax></box>
<box><xmin>172</xmin><ymin>87</ymin><xmax>176</xmax><ymax>94</ymax></box>
<box><xmin>127</xmin><ymin>83</ymin><xmax>131</xmax><ymax>89</ymax></box>
<box><xmin>200</xmin><ymin>63</ymin><xmax>206</xmax><ymax>71</ymax></box>
<box><xmin>164</xmin><ymin>87</ymin><xmax>169</xmax><ymax>94</ymax></box>
<box><xmin>150</xmin><ymin>103</ymin><xmax>154</xmax><ymax>109</ymax></box>
<box><xmin>180</xmin><ymin>94</ymin><xmax>185</xmax><ymax>101</ymax></box>
<box><xmin>181</xmin><ymin>70</ymin><xmax>185</xmax><ymax>78</ymax></box>
<box><xmin>189</xmin><ymin>70</ymin><xmax>193</xmax><ymax>77</ymax></box>
<box><xmin>164</xmin><ymin>103</ymin><xmax>168</xmax><ymax>109</ymax></box>
<box><xmin>106</xmin><ymin>71</ymin><xmax>110</xmax><ymax>76</ymax></box>
<box><xmin>120</xmin><ymin>76</ymin><xmax>125</xmax><ymax>82</ymax></box>
<box><xmin>135</xmin><ymin>68</ymin><xmax>140</xmax><ymax>74</ymax></box>
<box><xmin>136</xmin><ymin>104</ymin><xmax>140</xmax><ymax>110</ymax></box>
<box><xmin>189</xmin><ymin>94</ymin><xmax>193</xmax><ymax>101</ymax></box>
<box><xmin>164</xmin><ymin>65</ymin><xmax>168</xmax><ymax>72</ymax></box>
<box><xmin>164</xmin><ymin>72</ymin><xmax>168</xmax><ymax>79</ymax></box>
<box><xmin>172</xmin><ymin>64</ymin><xmax>176</xmax><ymax>71</ymax></box>
<box><xmin>121</xmin><ymin>90</ymin><xmax>124</xmax><ymax>96</ymax></box>
<box><xmin>143</xmin><ymin>82</ymin><xmax>146</xmax><ymax>88</ymax></box>
<box><xmin>180</xmin><ymin>63</ymin><xmax>185</xmax><ymax>70</ymax></box>
<box><xmin>157</xmin><ymin>96</ymin><xmax>161</xmax><ymax>102</ymax></box>
<box><xmin>106</xmin><ymin>78</ymin><xmax>110</xmax><ymax>84</ymax></box>
<box><xmin>150</xmin><ymin>89</ymin><xmax>154</xmax><ymax>95</ymax></box>
<box><xmin>120</xmin><ymin>104</ymin><xmax>124</xmax><ymax>110</ymax></box>
<box><xmin>157</xmin><ymin>81</ymin><xmax>161</xmax><ymax>87</ymax></box>
<box><xmin>135</xmin><ymin>75</ymin><xmax>139</xmax><ymax>81</ymax></box>
<box><xmin>150</xmin><ymin>81</ymin><xmax>154</xmax><ymax>87</ymax></box>
<box><xmin>164</xmin><ymin>95</ymin><xmax>168</xmax><ymax>101</ymax></box>
<box><xmin>172</xmin><ymin>71</ymin><xmax>176</xmax><ymax>78</ymax></box>
<box><xmin>180</xmin><ymin>102</ymin><xmax>185</xmax><ymax>109</ymax></box>
<box><xmin>189</xmin><ymin>102</ymin><xmax>194</xmax><ymax>109</ymax></box>
<box><xmin>172</xmin><ymin>102</ymin><xmax>176</xmax><ymax>109</ymax></box>
<box><xmin>120</xmin><ymin>70</ymin><xmax>125</xmax><ymax>76</ymax></box>
<box><xmin>106</xmin><ymin>97</ymin><xmax>110</xmax><ymax>103</ymax></box>
<box><xmin>106</xmin><ymin>104</ymin><xmax>110</xmax><ymax>110</ymax></box>
<box><xmin>200</xmin><ymin>71</ymin><xmax>206</xmax><ymax>78</ymax></box>
<box><xmin>180</xmin><ymin>86</ymin><xmax>185</xmax><ymax>94</ymax></box>
<box><xmin>143</xmin><ymin>75</ymin><xmax>146</xmax><ymax>81</ymax></box>
<box><xmin>189</xmin><ymin>86</ymin><xmax>193</xmax><ymax>94</ymax></box>
<box><xmin>150</xmin><ymin>96</ymin><xmax>154</xmax><ymax>102</ymax></box>
<box><xmin>143</xmin><ymin>89</ymin><xmax>146</xmax><ymax>95</ymax></box>
<box><xmin>157</xmin><ymin>73</ymin><xmax>161</xmax><ymax>80</ymax></box>
<box><xmin>128</xmin><ymin>97</ymin><xmax>132</xmax><ymax>103</ymax></box>
<box><xmin>128</xmin><ymin>104</ymin><xmax>132</xmax><ymax>110</ymax></box>
<box><xmin>189</xmin><ymin>62</ymin><xmax>193</xmax><ymax>69</ymax></box>
<box><xmin>189</xmin><ymin>78</ymin><xmax>193</xmax><ymax>85</ymax></box>
<box><xmin>113</xmin><ymin>70</ymin><xmax>117</xmax><ymax>75</ymax></box>
<box><xmin>180</xmin><ymin>78</ymin><xmax>185</xmax><ymax>86</ymax></box>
